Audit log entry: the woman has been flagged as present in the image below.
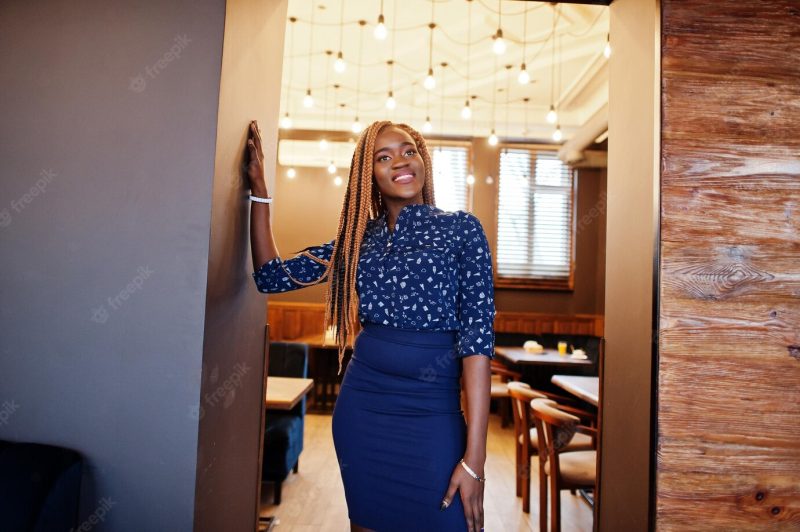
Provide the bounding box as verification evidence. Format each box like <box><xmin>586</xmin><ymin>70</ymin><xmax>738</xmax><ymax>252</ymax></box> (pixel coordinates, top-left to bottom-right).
<box><xmin>247</xmin><ymin>119</ymin><xmax>494</xmax><ymax>532</ymax></box>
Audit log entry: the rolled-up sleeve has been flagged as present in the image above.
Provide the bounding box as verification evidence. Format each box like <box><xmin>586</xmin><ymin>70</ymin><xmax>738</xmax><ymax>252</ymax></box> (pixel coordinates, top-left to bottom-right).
<box><xmin>252</xmin><ymin>239</ymin><xmax>335</xmax><ymax>293</ymax></box>
<box><xmin>454</xmin><ymin>212</ymin><xmax>496</xmax><ymax>359</ymax></box>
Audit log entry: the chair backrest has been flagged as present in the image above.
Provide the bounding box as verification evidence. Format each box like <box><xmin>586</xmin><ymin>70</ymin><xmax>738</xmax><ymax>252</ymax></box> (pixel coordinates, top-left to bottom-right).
<box><xmin>507</xmin><ymin>382</ymin><xmax>547</xmax><ymax>451</ymax></box>
<box><xmin>268</xmin><ymin>342</ymin><xmax>309</xmax><ymax>416</ymax></box>
<box><xmin>530</xmin><ymin>398</ymin><xmax>580</xmax><ymax>468</ymax></box>
<box><xmin>268</xmin><ymin>342</ymin><xmax>309</xmax><ymax>378</ymax></box>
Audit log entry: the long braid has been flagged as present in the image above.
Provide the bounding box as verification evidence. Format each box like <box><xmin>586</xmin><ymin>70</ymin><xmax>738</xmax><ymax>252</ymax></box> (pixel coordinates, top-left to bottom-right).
<box><xmin>323</xmin><ymin>121</ymin><xmax>436</xmax><ymax>375</ymax></box>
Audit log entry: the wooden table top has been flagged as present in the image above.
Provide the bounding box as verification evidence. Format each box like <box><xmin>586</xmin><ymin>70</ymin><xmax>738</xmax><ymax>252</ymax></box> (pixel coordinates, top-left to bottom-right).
<box><xmin>265</xmin><ymin>376</ymin><xmax>314</xmax><ymax>410</ymax></box>
<box><xmin>551</xmin><ymin>375</ymin><xmax>599</xmax><ymax>406</ymax></box>
<box><xmin>494</xmin><ymin>346</ymin><xmax>593</xmax><ymax>367</ymax></box>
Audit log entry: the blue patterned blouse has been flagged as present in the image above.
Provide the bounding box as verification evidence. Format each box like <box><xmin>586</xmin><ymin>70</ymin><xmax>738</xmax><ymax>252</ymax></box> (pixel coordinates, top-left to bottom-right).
<box><xmin>252</xmin><ymin>203</ymin><xmax>495</xmax><ymax>359</ymax></box>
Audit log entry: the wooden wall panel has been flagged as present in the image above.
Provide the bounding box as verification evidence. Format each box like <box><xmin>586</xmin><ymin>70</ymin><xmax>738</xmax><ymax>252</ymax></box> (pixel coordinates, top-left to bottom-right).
<box><xmin>266</xmin><ymin>301</ymin><xmax>604</xmax><ymax>341</ymax></box>
<box><xmin>659</xmin><ymin>1</ymin><xmax>800</xmax><ymax>529</ymax></box>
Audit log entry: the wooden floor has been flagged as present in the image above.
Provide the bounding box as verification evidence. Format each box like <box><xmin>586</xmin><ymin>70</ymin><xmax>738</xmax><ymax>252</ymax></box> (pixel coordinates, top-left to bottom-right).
<box><xmin>259</xmin><ymin>411</ymin><xmax>594</xmax><ymax>531</ymax></box>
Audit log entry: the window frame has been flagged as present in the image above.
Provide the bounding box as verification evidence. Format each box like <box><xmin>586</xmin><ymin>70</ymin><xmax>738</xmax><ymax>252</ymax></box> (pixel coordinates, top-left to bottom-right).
<box><xmin>493</xmin><ymin>142</ymin><xmax>577</xmax><ymax>291</ymax></box>
<box><xmin>426</xmin><ymin>139</ymin><xmax>474</xmax><ymax>213</ymax></box>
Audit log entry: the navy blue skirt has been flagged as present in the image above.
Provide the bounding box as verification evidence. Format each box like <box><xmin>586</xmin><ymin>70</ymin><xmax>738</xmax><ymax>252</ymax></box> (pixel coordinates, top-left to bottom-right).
<box><xmin>331</xmin><ymin>321</ymin><xmax>468</xmax><ymax>531</ymax></box>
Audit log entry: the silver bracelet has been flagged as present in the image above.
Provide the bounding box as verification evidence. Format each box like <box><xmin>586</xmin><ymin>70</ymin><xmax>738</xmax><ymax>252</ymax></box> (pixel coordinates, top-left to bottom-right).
<box><xmin>459</xmin><ymin>459</ymin><xmax>486</xmax><ymax>483</ymax></box>
<box><xmin>249</xmin><ymin>194</ymin><xmax>273</xmax><ymax>204</ymax></box>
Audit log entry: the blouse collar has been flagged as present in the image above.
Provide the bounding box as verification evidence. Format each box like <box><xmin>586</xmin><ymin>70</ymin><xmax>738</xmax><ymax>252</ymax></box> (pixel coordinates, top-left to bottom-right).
<box><xmin>376</xmin><ymin>203</ymin><xmax>434</xmax><ymax>236</ymax></box>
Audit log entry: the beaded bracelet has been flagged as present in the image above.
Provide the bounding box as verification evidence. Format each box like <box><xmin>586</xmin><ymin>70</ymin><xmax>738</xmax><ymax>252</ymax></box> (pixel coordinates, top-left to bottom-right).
<box><xmin>459</xmin><ymin>459</ymin><xmax>486</xmax><ymax>483</ymax></box>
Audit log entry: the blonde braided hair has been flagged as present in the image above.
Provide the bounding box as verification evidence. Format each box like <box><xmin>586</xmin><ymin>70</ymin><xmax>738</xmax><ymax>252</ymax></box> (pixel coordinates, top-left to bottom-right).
<box><xmin>318</xmin><ymin>121</ymin><xmax>436</xmax><ymax>375</ymax></box>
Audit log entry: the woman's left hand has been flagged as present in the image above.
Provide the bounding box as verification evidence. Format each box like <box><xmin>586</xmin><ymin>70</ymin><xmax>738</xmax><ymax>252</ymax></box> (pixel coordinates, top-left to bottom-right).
<box><xmin>441</xmin><ymin>460</ymin><xmax>484</xmax><ymax>532</ymax></box>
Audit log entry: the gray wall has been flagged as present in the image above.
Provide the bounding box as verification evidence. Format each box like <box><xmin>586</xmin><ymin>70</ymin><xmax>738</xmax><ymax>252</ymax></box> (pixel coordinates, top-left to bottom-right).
<box><xmin>0</xmin><ymin>0</ymin><xmax>275</xmax><ymax>529</ymax></box>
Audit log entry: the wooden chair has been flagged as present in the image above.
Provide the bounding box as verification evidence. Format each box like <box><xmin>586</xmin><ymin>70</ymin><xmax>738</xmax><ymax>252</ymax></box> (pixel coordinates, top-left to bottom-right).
<box><xmin>531</xmin><ymin>398</ymin><xmax>598</xmax><ymax>532</ymax></box>
<box><xmin>490</xmin><ymin>360</ymin><xmax>522</xmax><ymax>428</ymax></box>
<box><xmin>508</xmin><ymin>382</ymin><xmax>595</xmax><ymax>513</ymax></box>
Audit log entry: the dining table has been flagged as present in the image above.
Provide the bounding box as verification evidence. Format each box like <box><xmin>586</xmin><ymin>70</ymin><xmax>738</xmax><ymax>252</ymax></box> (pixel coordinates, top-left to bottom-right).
<box><xmin>494</xmin><ymin>346</ymin><xmax>593</xmax><ymax>367</ymax></box>
<box><xmin>550</xmin><ymin>375</ymin><xmax>599</xmax><ymax>407</ymax></box>
<box><xmin>265</xmin><ymin>376</ymin><xmax>314</xmax><ymax>410</ymax></box>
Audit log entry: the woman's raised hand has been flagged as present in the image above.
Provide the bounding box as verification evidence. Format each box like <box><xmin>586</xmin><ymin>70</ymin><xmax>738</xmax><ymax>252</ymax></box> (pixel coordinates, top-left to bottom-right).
<box><xmin>247</xmin><ymin>120</ymin><xmax>269</xmax><ymax>196</ymax></box>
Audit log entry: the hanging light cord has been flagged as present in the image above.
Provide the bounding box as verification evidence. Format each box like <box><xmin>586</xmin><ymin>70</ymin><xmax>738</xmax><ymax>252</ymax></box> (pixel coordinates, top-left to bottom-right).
<box><xmin>307</xmin><ymin>5</ymin><xmax>315</xmax><ymax>91</ymax></box>
<box><xmin>466</xmin><ymin>0</ymin><xmax>472</xmax><ymax>102</ymax></box>
<box><xmin>356</xmin><ymin>21</ymin><xmax>365</xmax><ymax>118</ymax></box>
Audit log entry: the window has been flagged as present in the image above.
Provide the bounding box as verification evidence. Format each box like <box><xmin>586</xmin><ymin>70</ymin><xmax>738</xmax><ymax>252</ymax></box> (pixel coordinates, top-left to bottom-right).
<box><xmin>496</xmin><ymin>148</ymin><xmax>575</xmax><ymax>290</ymax></box>
<box><xmin>429</xmin><ymin>143</ymin><xmax>471</xmax><ymax>212</ymax></box>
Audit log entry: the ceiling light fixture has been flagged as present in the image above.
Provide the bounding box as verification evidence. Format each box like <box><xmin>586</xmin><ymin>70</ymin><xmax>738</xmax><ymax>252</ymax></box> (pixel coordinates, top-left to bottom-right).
<box><xmin>424</xmin><ymin>17</ymin><xmax>436</xmax><ymax>91</ymax></box>
<box><xmin>461</xmin><ymin>101</ymin><xmax>472</xmax><ymax>119</ymax></box>
<box><xmin>353</xmin><ymin>20</ymin><xmax>366</xmax><ymax>134</ymax></box>
<box><xmin>386</xmin><ymin>60</ymin><xmax>396</xmax><ymax>110</ymax></box>
<box><xmin>374</xmin><ymin>0</ymin><xmax>387</xmax><ymax>40</ymax></box>
<box><xmin>546</xmin><ymin>5</ymin><xmax>559</xmax><ymax>125</ymax></box>
<box><xmin>518</xmin><ymin>4</ymin><xmax>530</xmax><ymax>84</ymax></box>
<box><xmin>492</xmin><ymin>1</ymin><xmax>506</xmax><ymax>55</ymax></box>
<box><xmin>334</xmin><ymin>2</ymin><xmax>346</xmax><ymax>72</ymax></box>
<box><xmin>463</xmin><ymin>0</ymin><xmax>473</xmax><ymax>120</ymax></box>
<box><xmin>604</xmin><ymin>33</ymin><xmax>612</xmax><ymax>58</ymax></box>
<box><xmin>281</xmin><ymin>17</ymin><xmax>297</xmax><ymax>129</ymax></box>
<box><xmin>304</xmin><ymin>4</ymin><xmax>315</xmax><ymax>109</ymax></box>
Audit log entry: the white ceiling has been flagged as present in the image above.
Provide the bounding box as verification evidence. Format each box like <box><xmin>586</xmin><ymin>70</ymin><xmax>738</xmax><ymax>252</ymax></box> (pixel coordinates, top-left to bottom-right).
<box><xmin>280</xmin><ymin>0</ymin><xmax>609</xmax><ymax>143</ymax></box>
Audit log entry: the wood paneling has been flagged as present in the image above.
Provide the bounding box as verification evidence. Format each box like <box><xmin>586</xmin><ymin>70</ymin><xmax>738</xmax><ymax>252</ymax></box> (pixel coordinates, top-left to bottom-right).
<box><xmin>659</xmin><ymin>1</ymin><xmax>800</xmax><ymax>529</ymax></box>
<box><xmin>266</xmin><ymin>301</ymin><xmax>604</xmax><ymax>341</ymax></box>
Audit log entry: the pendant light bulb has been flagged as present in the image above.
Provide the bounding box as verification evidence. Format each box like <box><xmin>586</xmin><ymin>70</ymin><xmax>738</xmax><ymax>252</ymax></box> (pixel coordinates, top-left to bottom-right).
<box><xmin>466</xmin><ymin>174</ymin><xmax>475</xmax><ymax>185</ymax></box>
<box><xmin>287</xmin><ymin>167</ymin><xmax>296</xmax><ymax>179</ymax></box>
<box><xmin>334</xmin><ymin>51</ymin><xmax>346</xmax><ymax>73</ymax></box>
<box><xmin>604</xmin><ymin>34</ymin><xmax>612</xmax><ymax>58</ymax></box>
<box><xmin>303</xmin><ymin>89</ymin><xmax>314</xmax><ymax>108</ymax></box>
<box><xmin>517</xmin><ymin>64</ymin><xmax>530</xmax><ymax>85</ymax></box>
<box><xmin>280</xmin><ymin>113</ymin><xmax>292</xmax><ymax>129</ymax></box>
<box><xmin>461</xmin><ymin>101</ymin><xmax>472</xmax><ymax>119</ymax></box>
<box><xmin>492</xmin><ymin>29</ymin><xmax>506</xmax><ymax>55</ymax></box>
<box><xmin>386</xmin><ymin>91</ymin><xmax>396</xmax><ymax>110</ymax></box>
<box><xmin>327</xmin><ymin>162</ymin><xmax>336</xmax><ymax>174</ymax></box>
<box><xmin>423</xmin><ymin>117</ymin><xmax>433</xmax><ymax>133</ymax></box>
<box><xmin>488</xmin><ymin>129</ymin><xmax>498</xmax><ymax>146</ymax></box>
<box><xmin>319</xmin><ymin>138</ymin><xmax>328</xmax><ymax>151</ymax></box>
<box><xmin>546</xmin><ymin>105</ymin><xmax>558</xmax><ymax>124</ymax></box>
<box><xmin>423</xmin><ymin>68</ymin><xmax>436</xmax><ymax>91</ymax></box>
<box><xmin>552</xmin><ymin>125</ymin><xmax>563</xmax><ymax>142</ymax></box>
<box><xmin>333</xmin><ymin>175</ymin><xmax>343</xmax><ymax>187</ymax></box>
<box><xmin>351</xmin><ymin>117</ymin><xmax>362</xmax><ymax>133</ymax></box>
<box><xmin>374</xmin><ymin>14</ymin><xmax>387</xmax><ymax>40</ymax></box>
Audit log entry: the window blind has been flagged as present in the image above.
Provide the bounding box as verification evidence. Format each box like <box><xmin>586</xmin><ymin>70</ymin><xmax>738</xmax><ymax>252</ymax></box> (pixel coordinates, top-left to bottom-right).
<box><xmin>497</xmin><ymin>148</ymin><xmax>573</xmax><ymax>281</ymax></box>
<box><xmin>431</xmin><ymin>145</ymin><xmax>470</xmax><ymax>212</ymax></box>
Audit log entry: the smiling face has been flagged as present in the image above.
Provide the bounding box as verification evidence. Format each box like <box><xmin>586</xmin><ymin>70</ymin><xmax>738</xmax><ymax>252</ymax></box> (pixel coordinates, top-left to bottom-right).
<box><xmin>372</xmin><ymin>125</ymin><xmax>426</xmax><ymax>206</ymax></box>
